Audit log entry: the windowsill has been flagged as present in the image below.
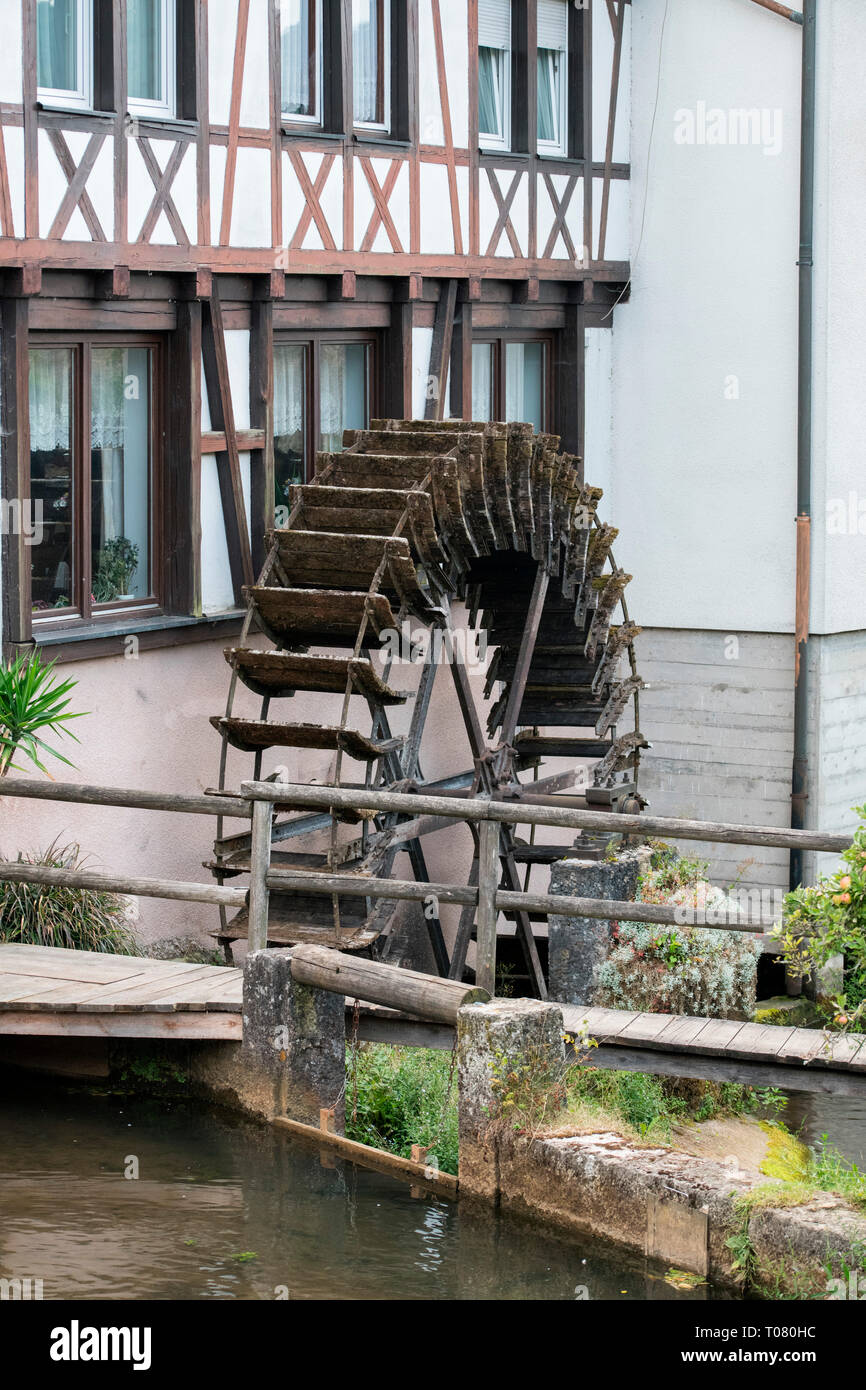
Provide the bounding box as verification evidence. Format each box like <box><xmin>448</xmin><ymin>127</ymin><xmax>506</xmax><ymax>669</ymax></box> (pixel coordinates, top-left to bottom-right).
<box><xmin>37</xmin><ymin>103</ymin><xmax>116</xmax><ymax>121</ymax></box>
<box><xmin>33</xmin><ymin>610</ymin><xmax>246</xmax><ymax>662</ymax></box>
<box><xmin>352</xmin><ymin>132</ymin><xmax>410</xmax><ymax>148</ymax></box>
<box><xmin>125</xmin><ymin>113</ymin><xmax>198</xmax><ymax>134</ymax></box>
<box><xmin>281</xmin><ymin>125</ymin><xmax>342</xmax><ymax>141</ymax></box>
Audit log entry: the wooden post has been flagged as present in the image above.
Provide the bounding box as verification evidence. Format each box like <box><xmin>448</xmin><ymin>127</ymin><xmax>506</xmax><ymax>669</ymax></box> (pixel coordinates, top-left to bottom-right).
<box><xmin>248</xmin><ymin>798</ymin><xmax>273</xmax><ymax>952</ymax></box>
<box><xmin>476</xmin><ymin>818</ymin><xmax>500</xmax><ymax>997</ymax></box>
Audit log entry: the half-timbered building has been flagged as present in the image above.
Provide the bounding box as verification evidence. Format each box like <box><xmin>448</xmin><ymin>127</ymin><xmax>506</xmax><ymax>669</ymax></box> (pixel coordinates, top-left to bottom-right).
<box><xmin>1</xmin><ymin>0</ymin><xmax>863</xmax><ymax>953</ymax></box>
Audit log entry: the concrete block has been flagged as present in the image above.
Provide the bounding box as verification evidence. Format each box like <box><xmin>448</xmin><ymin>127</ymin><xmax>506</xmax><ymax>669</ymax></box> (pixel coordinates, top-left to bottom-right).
<box><xmin>547</xmin><ymin>848</ymin><xmax>649</xmax><ymax>1006</ymax></box>
<box><xmin>457</xmin><ymin>998</ymin><xmax>564</xmax><ymax>1200</ymax></box>
<box><xmin>242</xmin><ymin>949</ymin><xmax>345</xmax><ymax>1125</ymax></box>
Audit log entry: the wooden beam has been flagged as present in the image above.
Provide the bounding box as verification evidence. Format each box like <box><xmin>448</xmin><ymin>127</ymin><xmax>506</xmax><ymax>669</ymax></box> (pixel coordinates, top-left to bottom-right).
<box><xmin>424</xmin><ymin>279</ymin><xmax>457</xmax><ymax>421</ymax></box>
<box><xmin>200</xmin><ymin>282</ymin><xmax>254</xmax><ymax>601</ymax></box>
<box><xmin>290</xmin><ymin>944</ymin><xmax>488</xmax><ymax>1026</ymax></box>
<box><xmin>249</xmin><ymin>290</ymin><xmax>275</xmax><ymax>572</ymax></box>
<box><xmin>449</xmin><ymin>295</ymin><xmax>473</xmax><ymax>420</ymax></box>
<box><xmin>475</xmin><ymin>819</ymin><xmax>499</xmax><ymax>997</ymax></box>
<box><xmin>0</xmin><ymin>296</ymin><xmax>31</xmax><ymax>650</ymax></box>
<box><xmin>166</xmin><ymin>298</ymin><xmax>203</xmax><ymax>615</ymax></box>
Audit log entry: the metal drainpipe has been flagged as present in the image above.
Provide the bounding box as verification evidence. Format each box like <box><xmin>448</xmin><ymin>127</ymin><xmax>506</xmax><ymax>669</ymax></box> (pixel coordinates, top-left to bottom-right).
<box><xmin>790</xmin><ymin>0</ymin><xmax>817</xmax><ymax>889</ymax></box>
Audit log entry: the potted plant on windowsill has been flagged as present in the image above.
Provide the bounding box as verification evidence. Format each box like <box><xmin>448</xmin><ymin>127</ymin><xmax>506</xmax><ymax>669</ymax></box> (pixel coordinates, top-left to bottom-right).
<box><xmin>94</xmin><ymin>537</ymin><xmax>140</xmax><ymax>604</ymax></box>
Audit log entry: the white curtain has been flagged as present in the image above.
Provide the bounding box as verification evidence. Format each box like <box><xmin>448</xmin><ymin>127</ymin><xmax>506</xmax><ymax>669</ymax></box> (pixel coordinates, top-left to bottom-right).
<box><xmin>281</xmin><ymin>0</ymin><xmax>313</xmax><ymax>116</ymax></box>
<box><xmin>320</xmin><ymin>344</ymin><xmax>366</xmax><ymax>453</ymax></box>
<box><xmin>128</xmin><ymin>0</ymin><xmax>163</xmax><ymax>104</ymax></box>
<box><xmin>36</xmin><ymin>0</ymin><xmax>78</xmax><ymax>92</ymax></box>
<box><xmin>29</xmin><ymin>349</ymin><xmax>72</xmax><ymax>452</ymax></box>
<box><xmin>274</xmin><ymin>344</ymin><xmax>305</xmax><ymax>439</ymax></box>
<box><xmin>537</xmin><ymin>0</ymin><xmax>567</xmax><ymax>146</ymax></box>
<box><xmin>352</xmin><ymin>0</ymin><xmax>379</xmax><ymax>123</ymax></box>
<box><xmin>478</xmin><ymin>48</ymin><xmax>500</xmax><ymax>139</ymax></box>
<box><xmin>505</xmin><ymin>342</ymin><xmax>544</xmax><ymax>431</ymax></box>
<box><xmin>471</xmin><ymin>344</ymin><xmax>493</xmax><ymax>422</ymax></box>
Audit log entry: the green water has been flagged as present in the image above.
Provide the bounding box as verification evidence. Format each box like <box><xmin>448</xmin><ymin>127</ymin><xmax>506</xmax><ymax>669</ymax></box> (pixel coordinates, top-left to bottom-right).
<box><xmin>0</xmin><ymin>1083</ymin><xmax>733</xmax><ymax>1301</ymax></box>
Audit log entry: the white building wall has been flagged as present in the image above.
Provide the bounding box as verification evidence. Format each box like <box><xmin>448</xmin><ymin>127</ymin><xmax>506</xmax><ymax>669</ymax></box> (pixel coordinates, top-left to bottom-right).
<box><xmin>611</xmin><ymin>0</ymin><xmax>802</xmax><ymax>634</ymax></box>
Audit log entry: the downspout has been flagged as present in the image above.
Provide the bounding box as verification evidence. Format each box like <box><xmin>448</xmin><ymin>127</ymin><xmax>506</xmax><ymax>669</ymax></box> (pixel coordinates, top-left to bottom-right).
<box><xmin>790</xmin><ymin>0</ymin><xmax>816</xmax><ymax>889</ymax></box>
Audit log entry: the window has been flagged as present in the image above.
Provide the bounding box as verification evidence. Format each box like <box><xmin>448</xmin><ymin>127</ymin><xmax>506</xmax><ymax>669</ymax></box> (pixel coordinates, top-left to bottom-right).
<box><xmin>37</xmin><ymin>0</ymin><xmax>92</xmax><ymax>110</ymax></box>
<box><xmin>478</xmin><ymin>0</ymin><xmax>510</xmax><ymax>151</ymax></box>
<box><xmin>537</xmin><ymin>0</ymin><xmax>568</xmax><ymax>156</ymax></box>
<box><xmin>472</xmin><ymin>338</ymin><xmax>548</xmax><ymax>433</ymax></box>
<box><xmin>274</xmin><ymin>337</ymin><xmax>374</xmax><ymax>503</ymax></box>
<box><xmin>280</xmin><ymin>0</ymin><xmax>322</xmax><ymax>124</ymax></box>
<box><xmin>29</xmin><ymin>338</ymin><xmax>159</xmax><ymax>623</ymax></box>
<box><xmin>128</xmin><ymin>0</ymin><xmax>176</xmax><ymax>119</ymax></box>
<box><xmin>353</xmin><ymin>0</ymin><xmax>389</xmax><ymax>130</ymax></box>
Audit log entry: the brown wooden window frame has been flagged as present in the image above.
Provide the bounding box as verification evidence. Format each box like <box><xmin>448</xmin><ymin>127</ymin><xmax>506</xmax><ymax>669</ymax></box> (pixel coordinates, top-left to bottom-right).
<box><xmin>273</xmin><ymin>329</ymin><xmax>379</xmax><ymax>489</ymax></box>
<box><xmin>471</xmin><ymin>331</ymin><xmax>554</xmax><ymax>432</ymax></box>
<box><xmin>28</xmin><ymin>330</ymin><xmax>164</xmax><ymax>635</ymax></box>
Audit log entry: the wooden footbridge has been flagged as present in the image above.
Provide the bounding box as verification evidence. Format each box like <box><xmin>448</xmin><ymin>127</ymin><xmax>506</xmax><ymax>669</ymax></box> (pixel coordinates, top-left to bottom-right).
<box><xmin>1</xmin><ymin>940</ymin><xmax>866</xmax><ymax>1099</ymax></box>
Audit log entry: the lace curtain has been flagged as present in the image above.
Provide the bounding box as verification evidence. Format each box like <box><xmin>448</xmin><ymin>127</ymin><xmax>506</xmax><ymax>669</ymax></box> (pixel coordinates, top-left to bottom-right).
<box><xmin>353</xmin><ymin>0</ymin><xmax>380</xmax><ymax>124</ymax></box>
<box><xmin>274</xmin><ymin>345</ymin><xmax>305</xmax><ymax>441</ymax></box>
<box><xmin>29</xmin><ymin>349</ymin><xmax>72</xmax><ymax>452</ymax></box>
<box><xmin>281</xmin><ymin>0</ymin><xmax>314</xmax><ymax>116</ymax></box>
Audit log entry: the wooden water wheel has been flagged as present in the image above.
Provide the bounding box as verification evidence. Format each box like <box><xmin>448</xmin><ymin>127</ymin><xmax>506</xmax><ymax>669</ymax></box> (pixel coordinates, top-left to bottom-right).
<box><xmin>208</xmin><ymin>419</ymin><xmax>647</xmax><ymax>997</ymax></box>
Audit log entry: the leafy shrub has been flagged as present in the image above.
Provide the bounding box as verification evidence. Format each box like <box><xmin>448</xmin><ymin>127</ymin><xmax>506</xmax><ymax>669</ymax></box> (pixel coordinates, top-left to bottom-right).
<box><xmin>345</xmin><ymin>1043</ymin><xmax>459</xmax><ymax>1176</ymax></box>
<box><xmin>774</xmin><ymin>804</ymin><xmax>866</xmax><ymax>1031</ymax></box>
<box><xmin>595</xmin><ymin>846</ymin><xmax>761</xmax><ymax>1018</ymax></box>
<box><xmin>0</xmin><ymin>653</ymin><xmax>83</xmax><ymax>776</ymax></box>
<box><xmin>0</xmin><ymin>841</ymin><xmax>136</xmax><ymax>954</ymax></box>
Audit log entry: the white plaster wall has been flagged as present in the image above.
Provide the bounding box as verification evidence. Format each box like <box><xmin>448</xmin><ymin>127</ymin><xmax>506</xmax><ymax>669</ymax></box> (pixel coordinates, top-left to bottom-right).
<box><xmin>611</xmin><ymin>0</ymin><xmax>801</xmax><ymax>633</ymax></box>
<box><xmin>411</xmin><ymin>324</ymin><xmax>433</xmax><ymax>419</ymax></box>
<box><xmin>809</xmin><ymin>0</ymin><xmax>866</xmax><ymax>636</ymax></box>
<box><xmin>201</xmin><ymin>330</ymin><xmax>252</xmax><ymax>615</ymax></box>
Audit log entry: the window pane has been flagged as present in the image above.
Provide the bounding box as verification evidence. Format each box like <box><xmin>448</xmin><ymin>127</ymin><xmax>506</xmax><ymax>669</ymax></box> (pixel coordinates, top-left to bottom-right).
<box><xmin>537</xmin><ymin>50</ymin><xmax>561</xmax><ymax>145</ymax></box>
<box><xmin>320</xmin><ymin>344</ymin><xmax>368</xmax><ymax>454</ymax></box>
<box><xmin>36</xmin><ymin>0</ymin><xmax>80</xmax><ymax>94</ymax></box>
<box><xmin>505</xmin><ymin>342</ymin><xmax>544</xmax><ymax>431</ymax></box>
<box><xmin>30</xmin><ymin>349</ymin><xmax>75</xmax><ymax>613</ymax></box>
<box><xmin>478</xmin><ymin>47</ymin><xmax>502</xmax><ymax>139</ymax></box>
<box><xmin>128</xmin><ymin>0</ymin><xmax>165</xmax><ymax>104</ymax></box>
<box><xmin>274</xmin><ymin>344</ymin><xmax>307</xmax><ymax>501</ymax></box>
<box><xmin>281</xmin><ymin>0</ymin><xmax>316</xmax><ymax>117</ymax></box>
<box><xmin>471</xmin><ymin>344</ymin><xmax>494</xmax><ymax>421</ymax></box>
<box><xmin>353</xmin><ymin>0</ymin><xmax>381</xmax><ymax>124</ymax></box>
<box><xmin>91</xmin><ymin>348</ymin><xmax>151</xmax><ymax>603</ymax></box>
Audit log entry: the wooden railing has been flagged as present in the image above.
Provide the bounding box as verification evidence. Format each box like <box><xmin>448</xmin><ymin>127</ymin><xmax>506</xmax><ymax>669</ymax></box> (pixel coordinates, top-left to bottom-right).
<box><xmin>0</xmin><ymin>775</ymin><xmax>852</xmax><ymax>994</ymax></box>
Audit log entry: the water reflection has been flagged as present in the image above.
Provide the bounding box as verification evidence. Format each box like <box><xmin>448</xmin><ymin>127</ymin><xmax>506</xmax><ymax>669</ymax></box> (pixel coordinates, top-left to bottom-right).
<box><xmin>0</xmin><ymin>1083</ymin><xmax>732</xmax><ymax>1301</ymax></box>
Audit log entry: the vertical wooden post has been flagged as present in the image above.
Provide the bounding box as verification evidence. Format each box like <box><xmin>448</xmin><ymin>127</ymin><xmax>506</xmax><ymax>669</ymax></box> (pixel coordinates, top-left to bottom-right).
<box><xmin>0</xmin><ymin>295</ymin><xmax>32</xmax><ymax>653</ymax></box>
<box><xmin>249</xmin><ymin>289</ymin><xmax>275</xmax><ymax>572</ymax></box>
<box><xmin>248</xmin><ymin>798</ymin><xmax>273</xmax><ymax>953</ymax></box>
<box><xmin>475</xmin><ymin>817</ymin><xmax>500</xmax><ymax>997</ymax></box>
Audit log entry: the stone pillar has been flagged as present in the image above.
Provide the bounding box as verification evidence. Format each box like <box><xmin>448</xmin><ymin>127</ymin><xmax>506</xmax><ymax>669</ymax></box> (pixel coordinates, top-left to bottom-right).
<box><xmin>242</xmin><ymin>949</ymin><xmax>345</xmax><ymax>1126</ymax></box>
<box><xmin>457</xmin><ymin>998</ymin><xmax>564</xmax><ymax>1200</ymax></box>
<box><xmin>548</xmin><ymin>848</ymin><xmax>648</xmax><ymax>1005</ymax></box>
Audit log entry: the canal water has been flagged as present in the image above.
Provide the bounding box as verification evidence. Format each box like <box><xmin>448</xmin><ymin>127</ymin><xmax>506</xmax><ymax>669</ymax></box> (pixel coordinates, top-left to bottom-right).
<box><xmin>782</xmin><ymin>1090</ymin><xmax>866</xmax><ymax>1169</ymax></box>
<box><xmin>0</xmin><ymin>1081</ymin><xmax>732</xmax><ymax>1301</ymax></box>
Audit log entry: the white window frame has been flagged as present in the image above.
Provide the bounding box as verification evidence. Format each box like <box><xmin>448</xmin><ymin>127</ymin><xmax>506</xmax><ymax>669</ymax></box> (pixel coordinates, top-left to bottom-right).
<box><xmin>127</xmin><ymin>0</ymin><xmax>177</xmax><ymax>122</ymax></box>
<box><xmin>36</xmin><ymin>0</ymin><xmax>93</xmax><ymax>112</ymax></box>
<box><xmin>478</xmin><ymin>1</ymin><xmax>511</xmax><ymax>153</ymax></box>
<box><xmin>352</xmin><ymin>0</ymin><xmax>391</xmax><ymax>134</ymax></box>
<box><xmin>537</xmin><ymin>1</ymin><xmax>568</xmax><ymax>158</ymax></box>
<box><xmin>280</xmin><ymin>0</ymin><xmax>324</xmax><ymax>127</ymax></box>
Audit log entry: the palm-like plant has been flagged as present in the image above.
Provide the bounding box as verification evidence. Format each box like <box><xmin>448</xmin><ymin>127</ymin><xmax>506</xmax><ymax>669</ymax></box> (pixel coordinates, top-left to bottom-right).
<box><xmin>0</xmin><ymin>653</ymin><xmax>85</xmax><ymax>777</ymax></box>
